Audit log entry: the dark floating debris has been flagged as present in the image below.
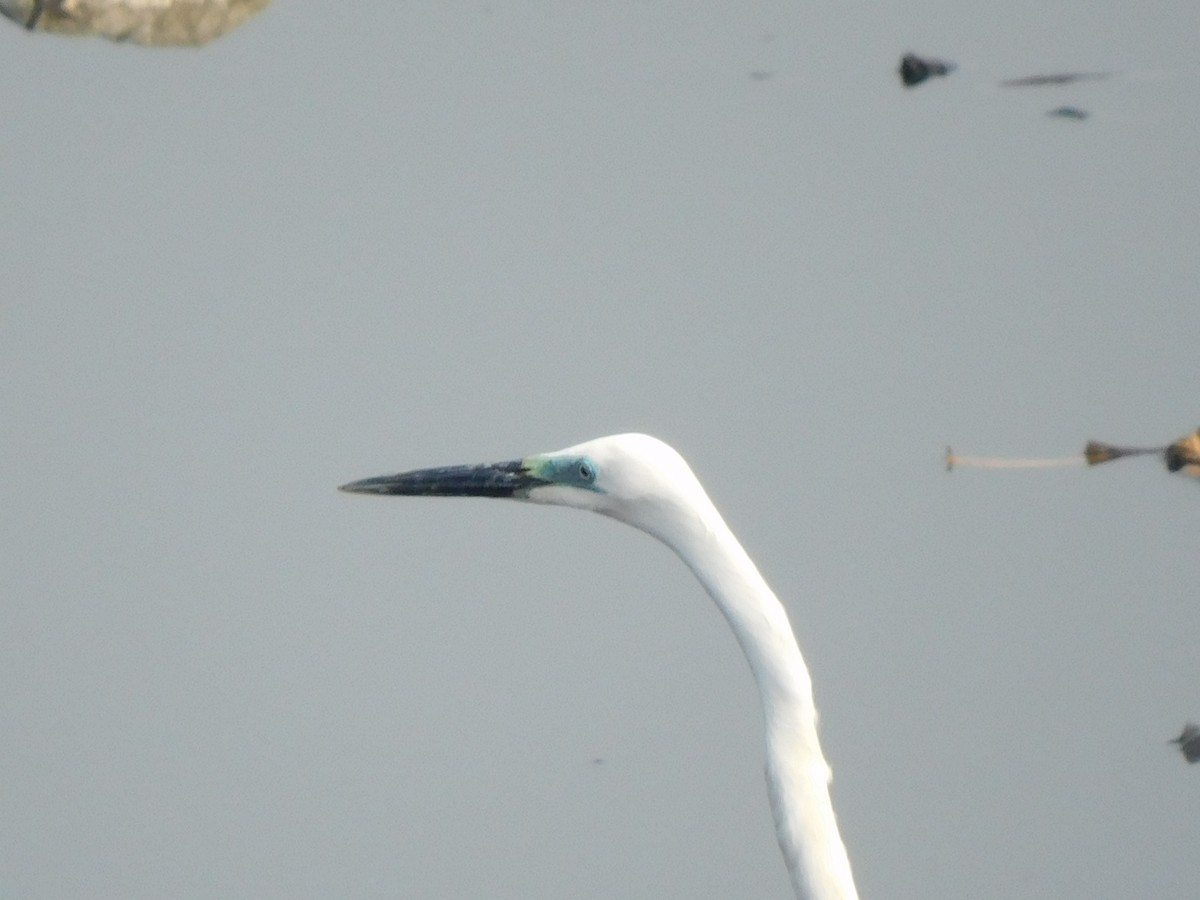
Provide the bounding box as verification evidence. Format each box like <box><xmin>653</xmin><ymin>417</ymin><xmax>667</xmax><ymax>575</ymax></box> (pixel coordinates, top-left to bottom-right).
<box><xmin>946</xmin><ymin>428</ymin><xmax>1200</xmax><ymax>478</ymax></box>
<box><xmin>1048</xmin><ymin>106</ymin><xmax>1089</xmax><ymax>120</ymax></box>
<box><xmin>1170</xmin><ymin>723</ymin><xmax>1200</xmax><ymax>764</ymax></box>
<box><xmin>1001</xmin><ymin>71</ymin><xmax>1112</xmax><ymax>88</ymax></box>
<box><xmin>899</xmin><ymin>52</ymin><xmax>956</xmax><ymax>88</ymax></box>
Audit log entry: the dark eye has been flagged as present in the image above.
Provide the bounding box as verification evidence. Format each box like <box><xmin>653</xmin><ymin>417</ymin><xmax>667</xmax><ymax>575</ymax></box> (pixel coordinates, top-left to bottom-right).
<box><xmin>578</xmin><ymin>461</ymin><xmax>595</xmax><ymax>481</ymax></box>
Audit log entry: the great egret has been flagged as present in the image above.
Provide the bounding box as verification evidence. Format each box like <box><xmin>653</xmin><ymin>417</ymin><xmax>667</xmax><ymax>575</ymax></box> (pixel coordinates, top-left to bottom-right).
<box><xmin>340</xmin><ymin>433</ymin><xmax>859</xmax><ymax>900</ymax></box>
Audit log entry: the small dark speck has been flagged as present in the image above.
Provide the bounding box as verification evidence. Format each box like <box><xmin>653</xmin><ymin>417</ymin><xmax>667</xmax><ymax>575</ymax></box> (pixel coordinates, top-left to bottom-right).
<box><xmin>750</xmin><ymin>70</ymin><xmax>775</xmax><ymax>82</ymax></box>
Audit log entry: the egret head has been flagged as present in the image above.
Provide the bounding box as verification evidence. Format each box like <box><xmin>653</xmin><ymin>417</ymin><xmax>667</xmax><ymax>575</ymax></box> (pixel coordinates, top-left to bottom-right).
<box><xmin>339</xmin><ymin>433</ymin><xmax>713</xmax><ymax>541</ymax></box>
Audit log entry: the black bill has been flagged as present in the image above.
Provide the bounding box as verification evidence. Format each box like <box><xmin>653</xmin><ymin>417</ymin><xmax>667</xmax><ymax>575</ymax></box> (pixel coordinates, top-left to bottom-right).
<box><xmin>339</xmin><ymin>460</ymin><xmax>550</xmax><ymax>498</ymax></box>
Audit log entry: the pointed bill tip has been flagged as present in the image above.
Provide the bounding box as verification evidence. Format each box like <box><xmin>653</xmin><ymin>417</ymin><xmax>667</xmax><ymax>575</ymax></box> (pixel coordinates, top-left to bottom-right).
<box><xmin>338</xmin><ymin>478</ymin><xmax>391</xmax><ymax>495</ymax></box>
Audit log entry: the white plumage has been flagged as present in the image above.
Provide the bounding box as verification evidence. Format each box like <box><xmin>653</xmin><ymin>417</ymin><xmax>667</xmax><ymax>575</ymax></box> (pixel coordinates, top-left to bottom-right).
<box><xmin>341</xmin><ymin>433</ymin><xmax>858</xmax><ymax>900</ymax></box>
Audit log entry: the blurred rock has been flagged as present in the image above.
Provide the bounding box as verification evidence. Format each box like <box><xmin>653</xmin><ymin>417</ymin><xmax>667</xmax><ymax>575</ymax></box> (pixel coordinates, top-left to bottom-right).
<box><xmin>0</xmin><ymin>0</ymin><xmax>269</xmax><ymax>46</ymax></box>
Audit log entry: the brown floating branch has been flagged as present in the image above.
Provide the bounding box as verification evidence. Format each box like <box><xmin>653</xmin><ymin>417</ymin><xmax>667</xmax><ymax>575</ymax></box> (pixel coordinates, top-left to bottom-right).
<box><xmin>947</xmin><ymin>429</ymin><xmax>1200</xmax><ymax>479</ymax></box>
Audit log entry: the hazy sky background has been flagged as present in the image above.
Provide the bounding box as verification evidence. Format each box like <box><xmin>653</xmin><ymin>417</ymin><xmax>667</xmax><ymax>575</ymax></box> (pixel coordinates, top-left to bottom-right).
<box><xmin>3</xmin><ymin>3</ymin><xmax>1198</xmax><ymax>898</ymax></box>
